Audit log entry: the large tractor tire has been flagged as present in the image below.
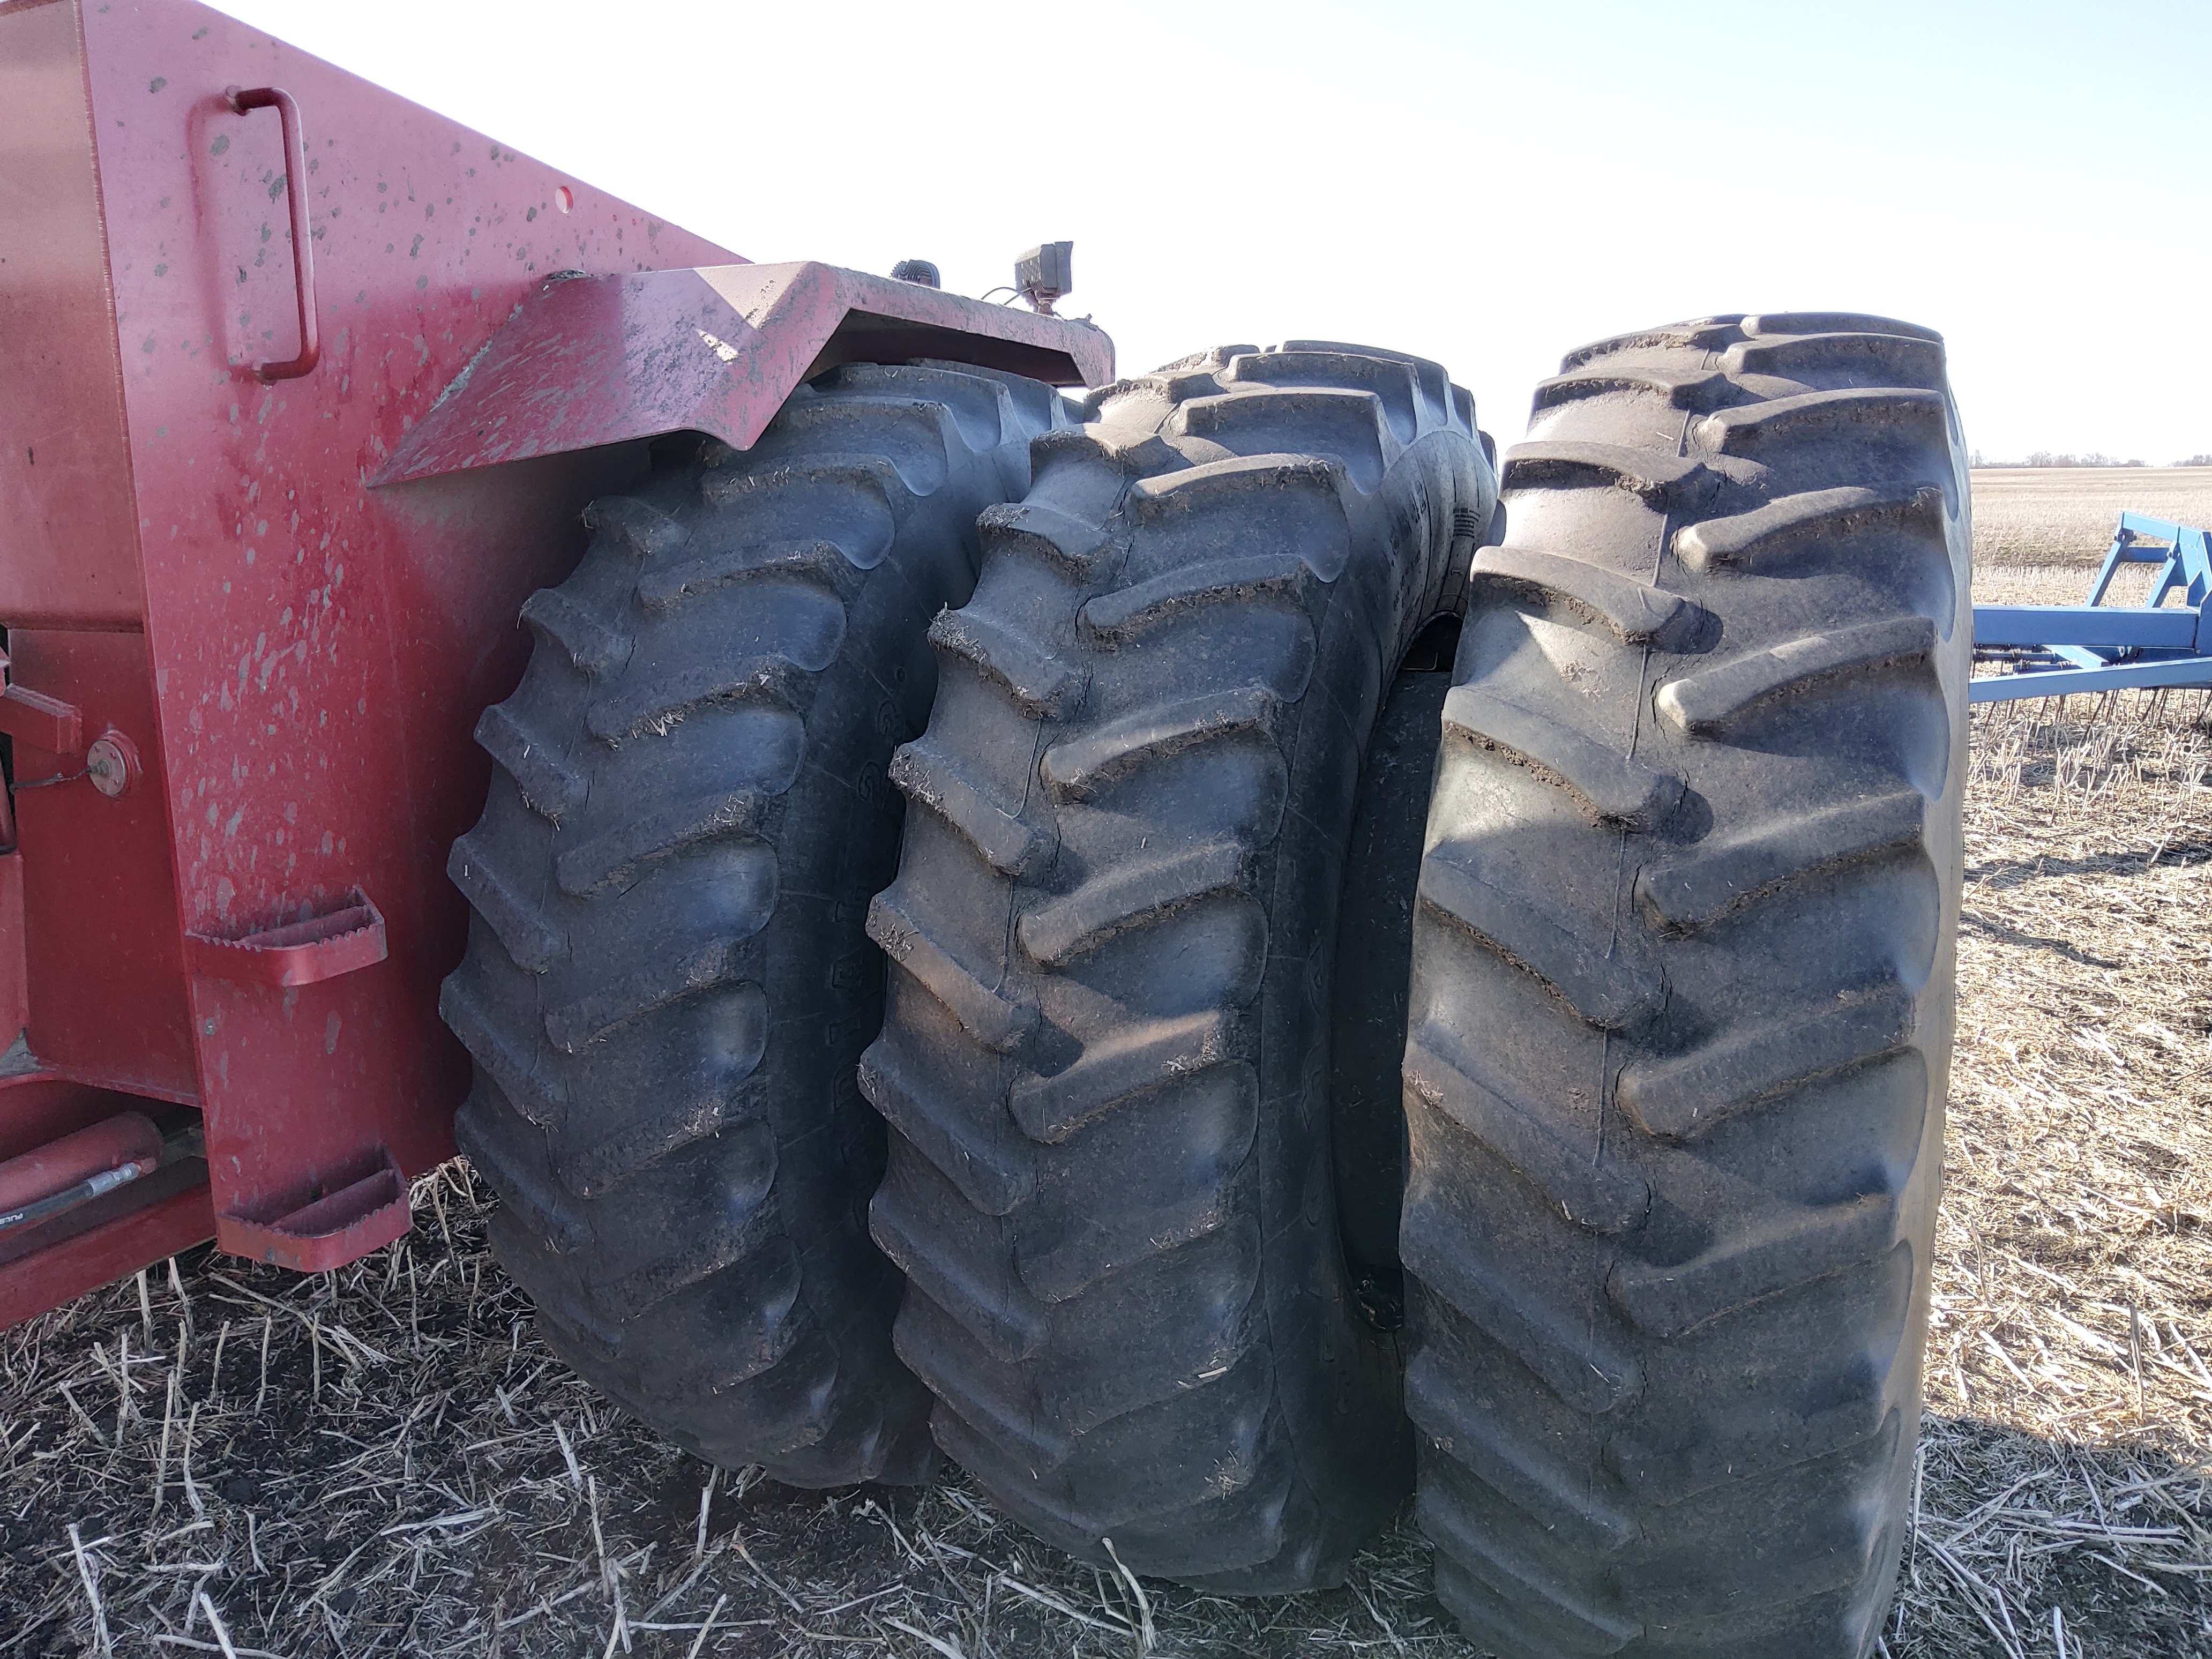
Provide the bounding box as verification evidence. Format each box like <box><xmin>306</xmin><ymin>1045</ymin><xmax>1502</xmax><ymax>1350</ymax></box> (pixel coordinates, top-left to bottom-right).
<box><xmin>1401</xmin><ymin>313</ymin><xmax>1968</xmax><ymax>1655</ymax></box>
<box><xmin>860</xmin><ymin>343</ymin><xmax>1495</xmax><ymax>1589</ymax></box>
<box><xmin>440</xmin><ymin>363</ymin><xmax>1067</xmax><ymax>1485</ymax></box>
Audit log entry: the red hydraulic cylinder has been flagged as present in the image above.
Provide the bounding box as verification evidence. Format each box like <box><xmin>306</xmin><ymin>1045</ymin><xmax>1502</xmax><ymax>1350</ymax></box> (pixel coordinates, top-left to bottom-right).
<box><xmin>0</xmin><ymin>1113</ymin><xmax>164</xmax><ymax>1230</ymax></box>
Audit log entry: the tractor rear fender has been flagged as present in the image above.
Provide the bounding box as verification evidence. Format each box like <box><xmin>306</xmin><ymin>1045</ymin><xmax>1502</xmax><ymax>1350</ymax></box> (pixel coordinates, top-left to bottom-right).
<box><xmin>375</xmin><ymin>261</ymin><xmax>1115</xmax><ymax>485</ymax></box>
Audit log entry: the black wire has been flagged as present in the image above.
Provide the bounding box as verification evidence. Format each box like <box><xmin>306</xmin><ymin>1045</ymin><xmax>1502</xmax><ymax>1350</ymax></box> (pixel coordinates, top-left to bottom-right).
<box><xmin>0</xmin><ymin>1160</ymin><xmax>154</xmax><ymax>1235</ymax></box>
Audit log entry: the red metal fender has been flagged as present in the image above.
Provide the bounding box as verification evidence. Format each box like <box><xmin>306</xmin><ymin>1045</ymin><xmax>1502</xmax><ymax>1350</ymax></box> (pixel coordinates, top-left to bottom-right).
<box><xmin>375</xmin><ymin>261</ymin><xmax>1113</xmax><ymax>485</ymax></box>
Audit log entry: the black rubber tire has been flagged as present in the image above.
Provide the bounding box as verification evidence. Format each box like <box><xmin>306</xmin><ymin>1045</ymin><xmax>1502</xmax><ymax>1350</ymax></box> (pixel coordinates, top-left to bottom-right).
<box><xmin>1400</xmin><ymin>313</ymin><xmax>1968</xmax><ymax>1655</ymax></box>
<box><xmin>439</xmin><ymin>362</ymin><xmax>1068</xmax><ymax>1486</ymax></box>
<box><xmin>860</xmin><ymin>342</ymin><xmax>1494</xmax><ymax>1589</ymax></box>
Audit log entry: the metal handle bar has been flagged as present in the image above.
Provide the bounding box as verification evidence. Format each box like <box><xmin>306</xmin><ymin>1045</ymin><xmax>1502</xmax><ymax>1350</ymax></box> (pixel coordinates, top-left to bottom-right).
<box><xmin>225</xmin><ymin>86</ymin><xmax>320</xmax><ymax>382</ymax></box>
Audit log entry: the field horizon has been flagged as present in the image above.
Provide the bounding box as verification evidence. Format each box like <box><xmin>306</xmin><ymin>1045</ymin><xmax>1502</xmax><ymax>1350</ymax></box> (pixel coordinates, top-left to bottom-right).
<box><xmin>1972</xmin><ymin>465</ymin><xmax>2212</xmax><ymax>566</ymax></box>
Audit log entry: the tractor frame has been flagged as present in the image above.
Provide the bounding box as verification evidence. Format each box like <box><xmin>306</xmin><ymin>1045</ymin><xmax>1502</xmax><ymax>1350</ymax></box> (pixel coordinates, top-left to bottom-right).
<box><xmin>0</xmin><ymin>0</ymin><xmax>1109</xmax><ymax>1326</ymax></box>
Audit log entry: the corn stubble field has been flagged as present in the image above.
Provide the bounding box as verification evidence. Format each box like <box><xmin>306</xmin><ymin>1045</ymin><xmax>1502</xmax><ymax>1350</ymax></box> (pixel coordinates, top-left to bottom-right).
<box><xmin>1971</xmin><ymin>465</ymin><xmax>2212</xmax><ymax>566</ymax></box>
<box><xmin>4</xmin><ymin>476</ymin><xmax>2212</xmax><ymax>1657</ymax></box>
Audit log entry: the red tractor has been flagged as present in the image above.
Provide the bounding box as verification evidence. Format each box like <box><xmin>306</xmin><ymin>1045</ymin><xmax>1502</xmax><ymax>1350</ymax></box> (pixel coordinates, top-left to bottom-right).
<box><xmin>1</xmin><ymin>3</ymin><xmax>1969</xmax><ymax>1653</ymax></box>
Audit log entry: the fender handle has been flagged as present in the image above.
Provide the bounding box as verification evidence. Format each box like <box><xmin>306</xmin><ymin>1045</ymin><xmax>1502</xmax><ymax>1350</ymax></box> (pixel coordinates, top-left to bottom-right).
<box><xmin>226</xmin><ymin>86</ymin><xmax>320</xmax><ymax>382</ymax></box>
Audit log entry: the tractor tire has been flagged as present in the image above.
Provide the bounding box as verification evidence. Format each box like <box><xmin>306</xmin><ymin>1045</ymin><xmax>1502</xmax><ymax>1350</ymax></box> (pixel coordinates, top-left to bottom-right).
<box><xmin>1401</xmin><ymin>313</ymin><xmax>1968</xmax><ymax>1656</ymax></box>
<box><xmin>860</xmin><ymin>343</ymin><xmax>1495</xmax><ymax>1589</ymax></box>
<box><xmin>440</xmin><ymin>362</ymin><xmax>1068</xmax><ymax>1486</ymax></box>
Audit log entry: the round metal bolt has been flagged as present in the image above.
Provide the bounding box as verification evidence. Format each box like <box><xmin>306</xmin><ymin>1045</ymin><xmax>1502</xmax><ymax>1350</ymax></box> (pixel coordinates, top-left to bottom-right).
<box><xmin>86</xmin><ymin>731</ymin><xmax>140</xmax><ymax>799</ymax></box>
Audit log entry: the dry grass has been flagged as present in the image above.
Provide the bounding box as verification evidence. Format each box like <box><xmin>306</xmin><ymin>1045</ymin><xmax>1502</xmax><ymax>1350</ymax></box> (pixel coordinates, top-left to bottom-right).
<box><xmin>4</xmin><ymin>567</ymin><xmax>2212</xmax><ymax>1657</ymax></box>
<box><xmin>1907</xmin><ymin>567</ymin><xmax>2212</xmax><ymax>1656</ymax></box>
<box><xmin>1971</xmin><ymin>466</ymin><xmax>2212</xmax><ymax>566</ymax></box>
<box><xmin>0</xmin><ymin>1189</ymin><xmax>1468</xmax><ymax>1657</ymax></box>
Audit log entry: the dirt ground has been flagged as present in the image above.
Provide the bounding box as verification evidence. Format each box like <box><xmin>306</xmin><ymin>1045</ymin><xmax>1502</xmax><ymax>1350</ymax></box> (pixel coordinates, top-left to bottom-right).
<box><xmin>1971</xmin><ymin>466</ymin><xmax>2212</xmax><ymax>565</ymax></box>
<box><xmin>4</xmin><ymin>562</ymin><xmax>2211</xmax><ymax>1656</ymax></box>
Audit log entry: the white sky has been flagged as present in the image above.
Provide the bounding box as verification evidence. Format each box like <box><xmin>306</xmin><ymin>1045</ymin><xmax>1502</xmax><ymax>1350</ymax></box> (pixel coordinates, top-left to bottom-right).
<box><xmin>213</xmin><ymin>0</ymin><xmax>2212</xmax><ymax>464</ymax></box>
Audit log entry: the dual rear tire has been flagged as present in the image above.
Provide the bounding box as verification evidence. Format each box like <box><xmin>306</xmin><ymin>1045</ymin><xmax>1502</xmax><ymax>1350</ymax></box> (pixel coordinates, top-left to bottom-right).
<box><xmin>441</xmin><ymin>363</ymin><xmax>1069</xmax><ymax>1484</ymax></box>
<box><xmin>1405</xmin><ymin>313</ymin><xmax>1967</xmax><ymax>1655</ymax></box>
<box><xmin>862</xmin><ymin>343</ymin><xmax>1493</xmax><ymax>1588</ymax></box>
<box><xmin>444</xmin><ymin>319</ymin><xmax>1967</xmax><ymax>1651</ymax></box>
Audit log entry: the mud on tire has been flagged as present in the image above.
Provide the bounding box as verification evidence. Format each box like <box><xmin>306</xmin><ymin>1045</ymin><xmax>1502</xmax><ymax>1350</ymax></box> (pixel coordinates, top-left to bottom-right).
<box><xmin>860</xmin><ymin>343</ymin><xmax>1494</xmax><ymax>1589</ymax></box>
<box><xmin>440</xmin><ymin>363</ymin><xmax>1067</xmax><ymax>1485</ymax></box>
<box><xmin>1402</xmin><ymin>313</ymin><xmax>1969</xmax><ymax>1655</ymax></box>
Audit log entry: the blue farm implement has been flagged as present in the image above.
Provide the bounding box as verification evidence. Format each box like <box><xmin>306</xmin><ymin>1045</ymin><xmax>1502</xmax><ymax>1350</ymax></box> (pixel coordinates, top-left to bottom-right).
<box><xmin>1972</xmin><ymin>513</ymin><xmax>2212</xmax><ymax>701</ymax></box>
